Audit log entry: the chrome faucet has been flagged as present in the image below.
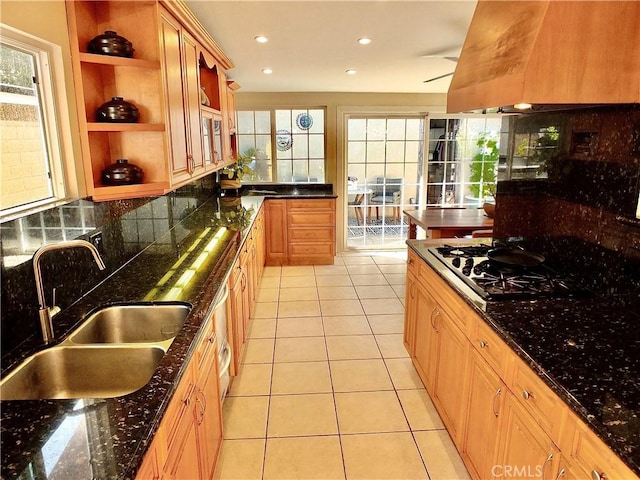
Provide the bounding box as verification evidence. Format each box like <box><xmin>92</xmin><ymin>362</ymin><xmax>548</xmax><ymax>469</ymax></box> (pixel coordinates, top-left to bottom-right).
<box><xmin>33</xmin><ymin>240</ymin><xmax>106</xmax><ymax>343</ymax></box>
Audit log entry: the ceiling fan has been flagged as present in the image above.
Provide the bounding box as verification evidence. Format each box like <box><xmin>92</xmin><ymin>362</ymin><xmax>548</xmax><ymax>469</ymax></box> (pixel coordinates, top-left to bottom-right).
<box><xmin>420</xmin><ymin>50</ymin><xmax>459</xmax><ymax>84</ymax></box>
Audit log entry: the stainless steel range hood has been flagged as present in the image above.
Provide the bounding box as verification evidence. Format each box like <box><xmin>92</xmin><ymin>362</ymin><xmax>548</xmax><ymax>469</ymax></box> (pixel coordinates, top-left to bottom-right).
<box><xmin>447</xmin><ymin>1</ymin><xmax>640</xmax><ymax>113</ymax></box>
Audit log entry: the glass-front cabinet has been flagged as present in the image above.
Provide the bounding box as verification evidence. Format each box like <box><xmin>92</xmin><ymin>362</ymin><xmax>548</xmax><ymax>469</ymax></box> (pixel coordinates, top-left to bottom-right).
<box><xmin>201</xmin><ymin>108</ymin><xmax>223</xmax><ymax>170</ymax></box>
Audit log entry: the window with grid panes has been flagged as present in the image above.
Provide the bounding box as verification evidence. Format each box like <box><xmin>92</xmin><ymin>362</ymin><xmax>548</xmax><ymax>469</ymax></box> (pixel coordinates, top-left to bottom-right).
<box><xmin>1</xmin><ymin>26</ymin><xmax>72</xmax><ymax>219</ymax></box>
<box><xmin>235</xmin><ymin>108</ymin><xmax>326</xmax><ymax>183</ymax></box>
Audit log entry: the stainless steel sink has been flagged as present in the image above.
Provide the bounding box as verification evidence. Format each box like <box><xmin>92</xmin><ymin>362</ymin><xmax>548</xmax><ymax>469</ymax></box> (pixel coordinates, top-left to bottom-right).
<box><xmin>67</xmin><ymin>303</ymin><xmax>191</xmax><ymax>345</ymax></box>
<box><xmin>0</xmin><ymin>345</ymin><xmax>166</xmax><ymax>400</ymax></box>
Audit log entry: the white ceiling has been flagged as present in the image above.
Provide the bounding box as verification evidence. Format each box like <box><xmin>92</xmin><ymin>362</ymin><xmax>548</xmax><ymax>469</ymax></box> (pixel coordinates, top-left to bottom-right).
<box><xmin>185</xmin><ymin>1</ymin><xmax>478</xmax><ymax>93</ymax></box>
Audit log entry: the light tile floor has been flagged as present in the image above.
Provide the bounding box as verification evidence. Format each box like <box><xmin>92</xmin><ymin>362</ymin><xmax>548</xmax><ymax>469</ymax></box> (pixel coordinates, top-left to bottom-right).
<box><xmin>216</xmin><ymin>251</ymin><xmax>471</xmax><ymax>480</ymax></box>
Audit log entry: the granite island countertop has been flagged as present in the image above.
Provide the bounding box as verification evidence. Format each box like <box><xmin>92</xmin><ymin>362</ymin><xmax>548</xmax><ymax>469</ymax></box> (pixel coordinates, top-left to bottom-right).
<box><xmin>0</xmin><ymin>196</ymin><xmax>266</xmax><ymax>480</ymax></box>
<box><xmin>407</xmin><ymin>239</ymin><xmax>640</xmax><ymax>476</ymax></box>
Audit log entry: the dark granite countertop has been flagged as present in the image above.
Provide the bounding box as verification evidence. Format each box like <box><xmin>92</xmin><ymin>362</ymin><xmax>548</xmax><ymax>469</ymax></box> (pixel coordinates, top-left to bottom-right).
<box><xmin>0</xmin><ymin>196</ymin><xmax>264</xmax><ymax>480</ymax></box>
<box><xmin>239</xmin><ymin>183</ymin><xmax>337</xmax><ymax>198</ymax></box>
<box><xmin>408</xmin><ymin>239</ymin><xmax>640</xmax><ymax>476</ymax></box>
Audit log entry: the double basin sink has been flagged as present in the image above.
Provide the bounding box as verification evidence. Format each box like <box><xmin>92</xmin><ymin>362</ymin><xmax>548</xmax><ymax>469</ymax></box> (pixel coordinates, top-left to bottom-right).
<box><xmin>0</xmin><ymin>303</ymin><xmax>191</xmax><ymax>401</ymax></box>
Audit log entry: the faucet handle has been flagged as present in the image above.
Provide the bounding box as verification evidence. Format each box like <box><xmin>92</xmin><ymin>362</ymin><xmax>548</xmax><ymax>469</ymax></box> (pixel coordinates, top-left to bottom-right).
<box><xmin>50</xmin><ymin>287</ymin><xmax>61</xmax><ymax>318</ymax></box>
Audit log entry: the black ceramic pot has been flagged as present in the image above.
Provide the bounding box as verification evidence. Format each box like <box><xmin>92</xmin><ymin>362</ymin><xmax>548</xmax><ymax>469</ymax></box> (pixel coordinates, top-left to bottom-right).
<box><xmin>88</xmin><ymin>31</ymin><xmax>134</xmax><ymax>58</ymax></box>
<box><xmin>101</xmin><ymin>159</ymin><xmax>144</xmax><ymax>185</ymax></box>
<box><xmin>96</xmin><ymin>97</ymin><xmax>139</xmax><ymax>123</ymax></box>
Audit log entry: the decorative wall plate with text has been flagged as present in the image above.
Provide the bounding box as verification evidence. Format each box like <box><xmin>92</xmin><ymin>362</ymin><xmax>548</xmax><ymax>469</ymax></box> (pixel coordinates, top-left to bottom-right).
<box><xmin>276</xmin><ymin>129</ymin><xmax>293</xmax><ymax>151</ymax></box>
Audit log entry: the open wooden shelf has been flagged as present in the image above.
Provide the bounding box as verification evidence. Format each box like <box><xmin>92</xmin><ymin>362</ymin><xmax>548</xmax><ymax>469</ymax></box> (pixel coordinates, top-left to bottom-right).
<box><xmin>79</xmin><ymin>52</ymin><xmax>160</xmax><ymax>69</ymax></box>
<box><xmin>87</xmin><ymin>123</ymin><xmax>165</xmax><ymax>132</ymax></box>
<box><xmin>90</xmin><ymin>182</ymin><xmax>170</xmax><ymax>201</ymax></box>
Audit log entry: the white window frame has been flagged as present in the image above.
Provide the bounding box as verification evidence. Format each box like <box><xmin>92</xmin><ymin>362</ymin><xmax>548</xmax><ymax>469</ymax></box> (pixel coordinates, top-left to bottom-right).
<box><xmin>236</xmin><ymin>107</ymin><xmax>327</xmax><ymax>183</ymax></box>
<box><xmin>0</xmin><ymin>24</ymin><xmax>78</xmax><ymax>223</ymax></box>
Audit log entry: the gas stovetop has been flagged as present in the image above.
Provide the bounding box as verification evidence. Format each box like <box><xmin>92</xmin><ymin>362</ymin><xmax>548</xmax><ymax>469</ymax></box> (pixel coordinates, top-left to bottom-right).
<box><xmin>427</xmin><ymin>245</ymin><xmax>590</xmax><ymax>301</ymax></box>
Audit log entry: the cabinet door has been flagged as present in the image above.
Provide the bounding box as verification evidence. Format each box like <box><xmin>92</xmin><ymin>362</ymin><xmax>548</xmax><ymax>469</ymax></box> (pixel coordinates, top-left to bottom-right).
<box><xmin>165</xmin><ymin>406</ymin><xmax>200</xmax><ymax>480</ymax></box>
<box><xmin>462</xmin><ymin>350</ymin><xmax>504</xmax><ymax>480</ymax></box>
<box><xmin>412</xmin><ymin>284</ymin><xmax>439</xmax><ymax>394</ymax></box>
<box><xmin>136</xmin><ymin>438</ymin><xmax>161</xmax><ymax>480</ymax></box>
<box><xmin>181</xmin><ymin>30</ymin><xmax>205</xmax><ymax>176</ymax></box>
<box><xmin>403</xmin><ymin>270</ymin><xmax>418</xmax><ymax>355</ymax></box>
<box><xmin>159</xmin><ymin>9</ymin><xmax>203</xmax><ymax>186</ymax></box>
<box><xmin>159</xmin><ymin>10</ymin><xmax>190</xmax><ymax>184</ymax></box>
<box><xmin>195</xmin><ymin>337</ymin><xmax>223</xmax><ymax>480</ymax></box>
<box><xmin>432</xmin><ymin>311</ymin><xmax>469</xmax><ymax>443</ymax></box>
<box><xmin>264</xmin><ymin>200</ymin><xmax>288</xmax><ymax>265</ymax></box>
<box><xmin>495</xmin><ymin>391</ymin><xmax>560</xmax><ymax>480</ymax></box>
<box><xmin>228</xmin><ymin>266</ymin><xmax>246</xmax><ymax>375</ymax></box>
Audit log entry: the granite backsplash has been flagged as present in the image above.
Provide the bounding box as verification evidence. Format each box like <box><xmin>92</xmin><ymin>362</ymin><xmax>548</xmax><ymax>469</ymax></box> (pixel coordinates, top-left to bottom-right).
<box><xmin>0</xmin><ymin>175</ymin><xmax>221</xmax><ymax>356</ymax></box>
<box><xmin>493</xmin><ymin>105</ymin><xmax>640</xmax><ymax>313</ymax></box>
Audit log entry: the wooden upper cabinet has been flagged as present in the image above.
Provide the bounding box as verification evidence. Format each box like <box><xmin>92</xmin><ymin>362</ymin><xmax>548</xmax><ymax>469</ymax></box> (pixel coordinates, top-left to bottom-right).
<box><xmin>159</xmin><ymin>7</ymin><xmax>205</xmax><ymax>188</ymax></box>
<box><xmin>66</xmin><ymin>0</ymin><xmax>235</xmax><ymax>201</ymax></box>
<box><xmin>65</xmin><ymin>0</ymin><xmax>170</xmax><ymax>201</ymax></box>
<box><xmin>198</xmin><ymin>50</ymin><xmax>239</xmax><ymax>167</ymax></box>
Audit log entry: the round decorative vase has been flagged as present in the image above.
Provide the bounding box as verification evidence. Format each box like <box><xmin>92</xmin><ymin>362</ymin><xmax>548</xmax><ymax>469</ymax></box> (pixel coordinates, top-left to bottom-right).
<box><xmin>220</xmin><ymin>178</ymin><xmax>241</xmax><ymax>190</ymax></box>
<box><xmin>200</xmin><ymin>86</ymin><xmax>211</xmax><ymax>106</ymax></box>
<box><xmin>88</xmin><ymin>31</ymin><xmax>134</xmax><ymax>58</ymax></box>
<box><xmin>220</xmin><ymin>197</ymin><xmax>242</xmax><ymax>207</ymax></box>
<box><xmin>101</xmin><ymin>158</ymin><xmax>144</xmax><ymax>185</ymax></box>
<box><xmin>96</xmin><ymin>97</ymin><xmax>139</xmax><ymax>123</ymax></box>
<box><xmin>483</xmin><ymin>202</ymin><xmax>496</xmax><ymax>218</ymax></box>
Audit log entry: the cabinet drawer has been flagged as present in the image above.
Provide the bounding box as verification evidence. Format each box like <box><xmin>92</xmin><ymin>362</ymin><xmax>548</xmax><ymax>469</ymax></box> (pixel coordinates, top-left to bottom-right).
<box><xmin>287</xmin><ymin>198</ymin><xmax>335</xmax><ymax>210</ymax></box>
<box><xmin>470</xmin><ymin>319</ymin><xmax>510</xmax><ymax>379</ymax></box>
<box><xmin>289</xmin><ymin>243</ymin><xmax>334</xmax><ymax>256</ymax></box>
<box><xmin>289</xmin><ymin>227</ymin><xmax>334</xmax><ymax>243</ymax></box>
<box><xmin>195</xmin><ymin>317</ymin><xmax>216</xmax><ymax>372</ymax></box>
<box><xmin>417</xmin><ymin>261</ymin><xmax>471</xmax><ymax>332</ymax></box>
<box><xmin>511</xmin><ymin>358</ymin><xmax>566</xmax><ymax>444</ymax></box>
<box><xmin>407</xmin><ymin>249</ymin><xmax>419</xmax><ymax>277</ymax></box>
<box><xmin>288</xmin><ymin>211</ymin><xmax>335</xmax><ymax>226</ymax></box>
<box><xmin>566</xmin><ymin>414</ymin><xmax>638</xmax><ymax>480</ymax></box>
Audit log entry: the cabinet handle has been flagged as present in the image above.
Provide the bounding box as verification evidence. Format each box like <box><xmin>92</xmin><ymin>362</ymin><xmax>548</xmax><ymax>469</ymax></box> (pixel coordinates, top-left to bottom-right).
<box><xmin>183</xmin><ymin>395</ymin><xmax>191</xmax><ymax>407</ymax></box>
<box><xmin>541</xmin><ymin>453</ymin><xmax>554</xmax><ymax>478</ymax></box>
<box><xmin>479</xmin><ymin>340</ymin><xmax>488</xmax><ymax>349</ymax></box>
<box><xmin>431</xmin><ymin>309</ymin><xmax>440</xmax><ymax>332</ymax></box>
<box><xmin>409</xmin><ymin>281</ymin><xmax>415</xmax><ymax>300</ymax></box>
<box><xmin>195</xmin><ymin>391</ymin><xmax>206</xmax><ymax>425</ymax></box>
<box><xmin>492</xmin><ymin>387</ymin><xmax>501</xmax><ymax>417</ymax></box>
<box><xmin>555</xmin><ymin>467</ymin><xmax>566</xmax><ymax>480</ymax></box>
<box><xmin>591</xmin><ymin>470</ymin><xmax>606</xmax><ymax>480</ymax></box>
<box><xmin>523</xmin><ymin>390</ymin><xmax>532</xmax><ymax>400</ymax></box>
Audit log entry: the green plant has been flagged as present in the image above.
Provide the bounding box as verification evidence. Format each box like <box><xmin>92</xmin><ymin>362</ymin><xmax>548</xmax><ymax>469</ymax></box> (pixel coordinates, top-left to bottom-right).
<box><xmin>218</xmin><ymin>205</ymin><xmax>254</xmax><ymax>230</ymax></box>
<box><xmin>221</xmin><ymin>149</ymin><xmax>256</xmax><ymax>181</ymax></box>
<box><xmin>469</xmin><ymin>133</ymin><xmax>499</xmax><ymax>200</ymax></box>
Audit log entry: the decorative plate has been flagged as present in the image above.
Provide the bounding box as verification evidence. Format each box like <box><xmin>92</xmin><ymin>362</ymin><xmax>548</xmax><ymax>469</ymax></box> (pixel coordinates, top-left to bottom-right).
<box><xmin>296</xmin><ymin>113</ymin><xmax>313</xmax><ymax>130</ymax></box>
<box><xmin>276</xmin><ymin>129</ymin><xmax>293</xmax><ymax>151</ymax></box>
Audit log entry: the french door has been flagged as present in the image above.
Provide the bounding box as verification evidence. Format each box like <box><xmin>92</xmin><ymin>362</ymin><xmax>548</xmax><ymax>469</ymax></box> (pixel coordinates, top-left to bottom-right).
<box><xmin>345</xmin><ymin>115</ymin><xmax>426</xmax><ymax>248</ymax></box>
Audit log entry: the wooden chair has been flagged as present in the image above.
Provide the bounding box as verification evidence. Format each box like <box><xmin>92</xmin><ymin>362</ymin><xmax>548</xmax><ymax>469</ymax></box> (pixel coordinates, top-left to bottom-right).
<box><xmin>368</xmin><ymin>177</ymin><xmax>402</xmax><ymax>222</ymax></box>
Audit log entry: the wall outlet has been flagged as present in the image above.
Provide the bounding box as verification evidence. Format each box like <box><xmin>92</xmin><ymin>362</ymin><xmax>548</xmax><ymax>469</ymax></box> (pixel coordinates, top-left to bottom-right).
<box><xmin>89</xmin><ymin>231</ymin><xmax>104</xmax><ymax>254</ymax></box>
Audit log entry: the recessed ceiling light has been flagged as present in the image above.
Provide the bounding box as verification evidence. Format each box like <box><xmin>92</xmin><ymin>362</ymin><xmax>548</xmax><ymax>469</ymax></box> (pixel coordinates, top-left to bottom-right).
<box><xmin>346</xmin><ymin>69</ymin><xmax>357</xmax><ymax>75</ymax></box>
<box><xmin>262</xmin><ymin>68</ymin><xmax>273</xmax><ymax>75</ymax></box>
<box><xmin>358</xmin><ymin>37</ymin><xmax>372</xmax><ymax>45</ymax></box>
<box><xmin>255</xmin><ymin>35</ymin><xmax>268</xmax><ymax>43</ymax></box>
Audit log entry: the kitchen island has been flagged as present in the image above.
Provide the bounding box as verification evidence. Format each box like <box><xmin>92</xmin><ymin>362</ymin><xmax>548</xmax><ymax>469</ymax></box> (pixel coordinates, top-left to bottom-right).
<box><xmin>406</xmin><ymin>239</ymin><xmax>639</xmax><ymax>479</ymax></box>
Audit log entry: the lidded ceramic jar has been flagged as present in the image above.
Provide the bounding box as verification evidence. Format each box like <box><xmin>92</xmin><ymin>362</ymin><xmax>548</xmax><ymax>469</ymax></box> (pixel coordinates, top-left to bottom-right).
<box><xmin>96</xmin><ymin>97</ymin><xmax>139</xmax><ymax>123</ymax></box>
<box><xmin>101</xmin><ymin>159</ymin><xmax>144</xmax><ymax>185</ymax></box>
<box><xmin>88</xmin><ymin>31</ymin><xmax>134</xmax><ymax>58</ymax></box>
